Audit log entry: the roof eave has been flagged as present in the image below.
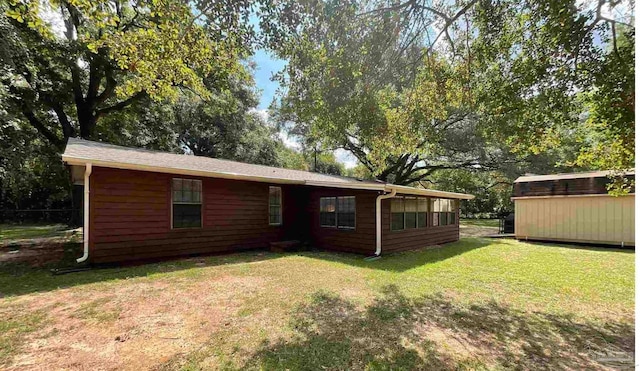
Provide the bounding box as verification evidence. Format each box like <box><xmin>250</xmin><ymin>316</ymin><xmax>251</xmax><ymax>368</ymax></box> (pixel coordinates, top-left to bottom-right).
<box><xmin>62</xmin><ymin>156</ymin><xmax>306</xmax><ymax>185</ymax></box>
<box><xmin>386</xmin><ymin>185</ymin><xmax>475</xmax><ymax>200</ymax></box>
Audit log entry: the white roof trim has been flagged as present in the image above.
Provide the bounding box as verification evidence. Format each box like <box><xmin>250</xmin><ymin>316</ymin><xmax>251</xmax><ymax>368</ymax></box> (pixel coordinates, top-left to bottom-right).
<box><xmin>62</xmin><ymin>156</ymin><xmax>306</xmax><ymax>185</ymax></box>
<box><xmin>386</xmin><ymin>185</ymin><xmax>475</xmax><ymax>200</ymax></box>
<box><xmin>63</xmin><ymin>149</ymin><xmax>475</xmax><ymax>200</ymax></box>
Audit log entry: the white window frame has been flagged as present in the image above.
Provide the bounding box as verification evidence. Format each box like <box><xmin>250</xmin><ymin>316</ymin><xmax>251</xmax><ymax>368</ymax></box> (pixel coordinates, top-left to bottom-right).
<box><xmin>171</xmin><ymin>178</ymin><xmax>203</xmax><ymax>229</ymax></box>
<box><xmin>269</xmin><ymin>186</ymin><xmax>283</xmax><ymax>226</ymax></box>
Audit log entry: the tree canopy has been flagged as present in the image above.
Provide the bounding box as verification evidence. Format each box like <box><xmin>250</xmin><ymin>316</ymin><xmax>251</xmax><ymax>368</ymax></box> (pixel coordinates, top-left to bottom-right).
<box><xmin>0</xmin><ymin>0</ymin><xmax>634</xmax><ymax>217</ymax></box>
<box><xmin>272</xmin><ymin>0</ymin><xmax>634</xmax><ymax>189</ymax></box>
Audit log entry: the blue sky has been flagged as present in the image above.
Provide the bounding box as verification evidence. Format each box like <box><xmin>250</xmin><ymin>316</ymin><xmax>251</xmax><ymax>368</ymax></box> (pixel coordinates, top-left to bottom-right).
<box><xmin>251</xmin><ymin>49</ymin><xmax>287</xmax><ymax>110</ymax></box>
<box><xmin>250</xmin><ymin>49</ymin><xmax>359</xmax><ymax>168</ymax></box>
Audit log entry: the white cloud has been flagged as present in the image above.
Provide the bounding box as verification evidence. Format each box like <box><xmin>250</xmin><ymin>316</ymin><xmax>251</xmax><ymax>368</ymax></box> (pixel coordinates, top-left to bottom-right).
<box><xmin>334</xmin><ymin>148</ymin><xmax>359</xmax><ymax>169</ymax></box>
<box><xmin>250</xmin><ymin>108</ymin><xmax>270</xmax><ymax>123</ymax></box>
<box><xmin>249</xmin><ymin>108</ymin><xmax>301</xmax><ymax>150</ymax></box>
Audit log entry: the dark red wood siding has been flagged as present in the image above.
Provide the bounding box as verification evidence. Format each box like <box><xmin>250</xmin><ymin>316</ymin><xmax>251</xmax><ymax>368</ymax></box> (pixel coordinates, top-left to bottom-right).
<box><xmin>90</xmin><ymin>167</ymin><xmax>291</xmax><ymax>263</ymax></box>
<box><xmin>380</xmin><ymin>198</ymin><xmax>460</xmax><ymax>253</ymax></box>
<box><xmin>305</xmin><ymin>187</ymin><xmax>378</xmax><ymax>254</ymax></box>
<box><xmin>89</xmin><ymin>166</ymin><xmax>461</xmax><ymax>262</ymax></box>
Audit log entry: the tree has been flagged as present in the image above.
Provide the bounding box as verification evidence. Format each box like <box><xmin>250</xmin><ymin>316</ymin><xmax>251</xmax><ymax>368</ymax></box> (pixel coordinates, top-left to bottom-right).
<box><xmin>1</xmin><ymin>0</ymin><xmax>287</xmax><ymax>149</ymax></box>
<box><xmin>273</xmin><ymin>0</ymin><xmax>521</xmax><ymax>185</ymax></box>
<box><xmin>275</xmin><ymin>0</ymin><xmax>634</xmax><ymax>188</ymax></box>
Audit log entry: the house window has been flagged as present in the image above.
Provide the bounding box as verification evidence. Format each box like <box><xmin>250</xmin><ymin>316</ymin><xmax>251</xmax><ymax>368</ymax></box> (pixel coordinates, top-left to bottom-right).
<box><xmin>432</xmin><ymin>198</ymin><xmax>457</xmax><ymax>226</ymax></box>
<box><xmin>390</xmin><ymin>198</ymin><xmax>405</xmax><ymax>231</ymax></box>
<box><xmin>172</xmin><ymin>178</ymin><xmax>202</xmax><ymax>228</ymax></box>
<box><xmin>320</xmin><ymin>196</ymin><xmax>356</xmax><ymax>229</ymax></box>
<box><xmin>404</xmin><ymin>197</ymin><xmax>417</xmax><ymax>229</ymax></box>
<box><xmin>337</xmin><ymin>196</ymin><xmax>356</xmax><ymax>229</ymax></box>
<box><xmin>417</xmin><ymin>198</ymin><xmax>428</xmax><ymax>228</ymax></box>
<box><xmin>392</xmin><ymin>196</ymin><xmax>430</xmax><ymax>230</ymax></box>
<box><xmin>269</xmin><ymin>186</ymin><xmax>282</xmax><ymax>225</ymax></box>
<box><xmin>320</xmin><ymin>197</ymin><xmax>336</xmax><ymax>227</ymax></box>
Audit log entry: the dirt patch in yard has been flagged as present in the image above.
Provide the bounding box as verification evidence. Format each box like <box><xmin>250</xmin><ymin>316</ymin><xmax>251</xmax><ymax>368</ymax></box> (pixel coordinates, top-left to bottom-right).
<box><xmin>459</xmin><ymin>223</ymin><xmax>499</xmax><ymax>238</ymax></box>
<box><xmin>0</xmin><ymin>227</ymin><xmax>82</xmax><ymax>267</ymax></box>
<box><xmin>4</xmin><ymin>273</ymin><xmax>267</xmax><ymax>371</ymax></box>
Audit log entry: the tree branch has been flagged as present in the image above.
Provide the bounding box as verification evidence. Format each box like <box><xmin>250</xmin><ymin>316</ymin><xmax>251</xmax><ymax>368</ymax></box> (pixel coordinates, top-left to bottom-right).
<box><xmin>95</xmin><ymin>91</ymin><xmax>147</xmax><ymax>117</ymax></box>
<box><xmin>20</xmin><ymin>106</ymin><xmax>63</xmax><ymax>149</ymax></box>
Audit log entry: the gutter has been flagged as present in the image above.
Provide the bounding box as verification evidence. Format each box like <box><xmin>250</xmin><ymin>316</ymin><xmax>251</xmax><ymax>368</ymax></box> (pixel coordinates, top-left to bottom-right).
<box><xmin>77</xmin><ymin>163</ymin><xmax>92</xmax><ymax>263</ymax></box>
<box><xmin>374</xmin><ymin>188</ymin><xmax>397</xmax><ymax>256</ymax></box>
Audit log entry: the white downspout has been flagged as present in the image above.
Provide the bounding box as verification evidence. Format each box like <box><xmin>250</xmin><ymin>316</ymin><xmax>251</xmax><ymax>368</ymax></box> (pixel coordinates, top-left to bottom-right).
<box><xmin>77</xmin><ymin>163</ymin><xmax>92</xmax><ymax>263</ymax></box>
<box><xmin>375</xmin><ymin>188</ymin><xmax>397</xmax><ymax>256</ymax></box>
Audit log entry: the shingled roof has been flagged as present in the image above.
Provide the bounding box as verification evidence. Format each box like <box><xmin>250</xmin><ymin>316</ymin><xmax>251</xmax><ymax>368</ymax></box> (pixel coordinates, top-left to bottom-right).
<box><xmin>515</xmin><ymin>170</ymin><xmax>635</xmax><ymax>183</ymax></box>
<box><xmin>62</xmin><ymin>138</ymin><xmax>474</xmax><ymax>199</ymax></box>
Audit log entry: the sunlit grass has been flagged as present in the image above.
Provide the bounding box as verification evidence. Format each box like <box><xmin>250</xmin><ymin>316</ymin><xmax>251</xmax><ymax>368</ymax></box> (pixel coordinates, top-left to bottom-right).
<box><xmin>0</xmin><ymin>238</ymin><xmax>634</xmax><ymax>369</ymax></box>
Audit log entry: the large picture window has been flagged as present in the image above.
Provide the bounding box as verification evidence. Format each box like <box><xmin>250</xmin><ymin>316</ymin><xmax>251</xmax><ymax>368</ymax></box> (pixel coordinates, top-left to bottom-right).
<box><xmin>320</xmin><ymin>196</ymin><xmax>356</xmax><ymax>229</ymax></box>
<box><xmin>172</xmin><ymin>178</ymin><xmax>202</xmax><ymax>228</ymax></box>
<box><xmin>432</xmin><ymin>198</ymin><xmax>457</xmax><ymax>226</ymax></box>
<box><xmin>392</xmin><ymin>196</ymin><xmax>454</xmax><ymax>230</ymax></box>
<box><xmin>269</xmin><ymin>186</ymin><xmax>282</xmax><ymax>225</ymax></box>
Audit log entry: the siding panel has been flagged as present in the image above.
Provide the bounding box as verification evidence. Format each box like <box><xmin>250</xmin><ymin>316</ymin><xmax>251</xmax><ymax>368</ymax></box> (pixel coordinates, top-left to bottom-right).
<box><xmin>380</xmin><ymin>198</ymin><xmax>460</xmax><ymax>252</ymax></box>
<box><xmin>89</xmin><ymin>167</ymin><xmax>289</xmax><ymax>263</ymax></box>
<box><xmin>514</xmin><ymin>195</ymin><xmax>634</xmax><ymax>246</ymax></box>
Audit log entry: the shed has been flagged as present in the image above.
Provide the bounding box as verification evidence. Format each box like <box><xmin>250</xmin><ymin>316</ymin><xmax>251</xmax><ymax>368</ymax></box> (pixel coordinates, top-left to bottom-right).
<box><xmin>512</xmin><ymin>171</ymin><xmax>635</xmax><ymax>247</ymax></box>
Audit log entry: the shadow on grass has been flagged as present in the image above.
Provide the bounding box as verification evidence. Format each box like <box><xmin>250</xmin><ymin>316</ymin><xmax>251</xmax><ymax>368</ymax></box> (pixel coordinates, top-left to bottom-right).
<box><xmin>524</xmin><ymin>240</ymin><xmax>635</xmax><ymax>254</ymax></box>
<box><xmin>0</xmin><ymin>239</ymin><xmax>490</xmax><ymax>297</ymax></box>
<box><xmin>0</xmin><ymin>249</ymin><xmax>284</xmax><ymax>298</ymax></box>
<box><xmin>299</xmin><ymin>237</ymin><xmax>492</xmax><ymax>272</ymax></box>
<box><xmin>237</xmin><ymin>285</ymin><xmax>634</xmax><ymax>370</ymax></box>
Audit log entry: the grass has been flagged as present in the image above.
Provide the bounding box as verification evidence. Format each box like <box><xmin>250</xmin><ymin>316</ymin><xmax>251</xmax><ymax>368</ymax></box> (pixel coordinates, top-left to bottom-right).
<box><xmin>0</xmin><ymin>308</ymin><xmax>46</xmax><ymax>364</ymax></box>
<box><xmin>0</xmin><ymin>238</ymin><xmax>634</xmax><ymax>369</ymax></box>
<box><xmin>460</xmin><ymin>219</ymin><xmax>500</xmax><ymax>228</ymax></box>
<box><xmin>0</xmin><ymin>224</ymin><xmax>71</xmax><ymax>241</ymax></box>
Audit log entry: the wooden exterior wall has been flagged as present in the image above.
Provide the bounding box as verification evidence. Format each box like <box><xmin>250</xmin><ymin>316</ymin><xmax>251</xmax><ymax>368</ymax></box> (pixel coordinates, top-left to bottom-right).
<box><xmin>380</xmin><ymin>198</ymin><xmax>460</xmax><ymax>253</ymax></box>
<box><xmin>88</xmin><ymin>166</ymin><xmax>462</xmax><ymax>263</ymax></box>
<box><xmin>305</xmin><ymin>187</ymin><xmax>378</xmax><ymax>254</ymax></box>
<box><xmin>514</xmin><ymin>195</ymin><xmax>635</xmax><ymax>246</ymax></box>
<box><xmin>90</xmin><ymin>167</ymin><xmax>295</xmax><ymax>263</ymax></box>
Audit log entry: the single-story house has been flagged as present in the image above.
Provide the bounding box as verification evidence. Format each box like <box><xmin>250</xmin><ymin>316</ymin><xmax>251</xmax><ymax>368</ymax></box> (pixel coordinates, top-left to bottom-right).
<box><xmin>62</xmin><ymin>138</ymin><xmax>474</xmax><ymax>264</ymax></box>
<box><xmin>512</xmin><ymin>171</ymin><xmax>635</xmax><ymax>247</ymax></box>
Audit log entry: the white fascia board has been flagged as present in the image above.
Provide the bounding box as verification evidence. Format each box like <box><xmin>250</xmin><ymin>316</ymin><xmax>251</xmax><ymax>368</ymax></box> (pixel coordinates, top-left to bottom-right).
<box><xmin>387</xmin><ymin>185</ymin><xmax>475</xmax><ymax>200</ymax></box>
<box><xmin>303</xmin><ymin>181</ymin><xmax>386</xmax><ymax>191</ymax></box>
<box><xmin>62</xmin><ymin>156</ymin><xmax>306</xmax><ymax>185</ymax></box>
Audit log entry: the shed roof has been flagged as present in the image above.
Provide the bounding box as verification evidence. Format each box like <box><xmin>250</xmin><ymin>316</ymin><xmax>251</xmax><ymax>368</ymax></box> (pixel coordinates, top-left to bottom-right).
<box><xmin>62</xmin><ymin>138</ymin><xmax>474</xmax><ymax>200</ymax></box>
<box><xmin>514</xmin><ymin>170</ymin><xmax>635</xmax><ymax>183</ymax></box>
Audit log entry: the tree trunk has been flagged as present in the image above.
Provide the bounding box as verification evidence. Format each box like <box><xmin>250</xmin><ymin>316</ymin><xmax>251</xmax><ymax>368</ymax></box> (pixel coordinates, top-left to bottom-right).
<box><xmin>77</xmin><ymin>103</ymin><xmax>97</xmax><ymax>139</ymax></box>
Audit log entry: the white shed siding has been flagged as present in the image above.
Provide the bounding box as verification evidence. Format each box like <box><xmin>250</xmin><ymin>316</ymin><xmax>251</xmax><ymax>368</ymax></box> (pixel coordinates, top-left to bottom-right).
<box><xmin>514</xmin><ymin>194</ymin><xmax>634</xmax><ymax>246</ymax></box>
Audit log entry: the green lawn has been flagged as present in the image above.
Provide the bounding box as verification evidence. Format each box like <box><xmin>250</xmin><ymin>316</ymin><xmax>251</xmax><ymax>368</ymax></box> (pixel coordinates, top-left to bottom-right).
<box><xmin>460</xmin><ymin>218</ymin><xmax>500</xmax><ymax>228</ymax></box>
<box><xmin>0</xmin><ymin>224</ymin><xmax>71</xmax><ymax>241</ymax></box>
<box><xmin>0</xmin><ymin>238</ymin><xmax>634</xmax><ymax>369</ymax></box>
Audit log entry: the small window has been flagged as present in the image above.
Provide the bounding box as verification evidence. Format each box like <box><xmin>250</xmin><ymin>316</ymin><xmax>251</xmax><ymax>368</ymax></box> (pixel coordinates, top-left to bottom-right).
<box><xmin>337</xmin><ymin>196</ymin><xmax>356</xmax><ymax>229</ymax></box>
<box><xmin>320</xmin><ymin>197</ymin><xmax>337</xmax><ymax>227</ymax></box>
<box><xmin>269</xmin><ymin>186</ymin><xmax>282</xmax><ymax>225</ymax></box>
<box><xmin>391</xmin><ymin>198</ymin><xmax>405</xmax><ymax>231</ymax></box>
<box><xmin>172</xmin><ymin>178</ymin><xmax>202</xmax><ymax>228</ymax></box>
<box><xmin>417</xmin><ymin>198</ymin><xmax>428</xmax><ymax>228</ymax></box>
<box><xmin>404</xmin><ymin>197</ymin><xmax>417</xmax><ymax>229</ymax></box>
